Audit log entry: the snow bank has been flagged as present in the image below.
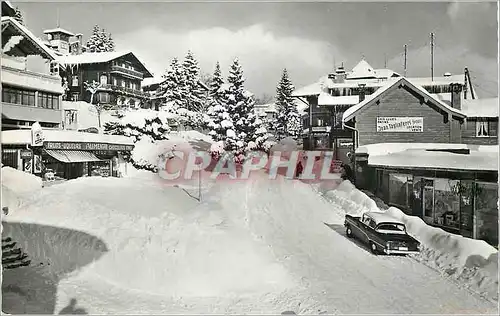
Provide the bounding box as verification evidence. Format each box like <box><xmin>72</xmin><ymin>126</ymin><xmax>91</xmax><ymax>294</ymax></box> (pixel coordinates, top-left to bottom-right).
<box><xmin>1</xmin><ymin>167</ymin><xmax>42</xmax><ymax>212</ymax></box>
<box><xmin>322</xmin><ymin>180</ymin><xmax>499</xmax><ymax>301</ymax></box>
<box><xmin>130</xmin><ymin>131</ymin><xmax>214</xmax><ymax>172</ymax></box>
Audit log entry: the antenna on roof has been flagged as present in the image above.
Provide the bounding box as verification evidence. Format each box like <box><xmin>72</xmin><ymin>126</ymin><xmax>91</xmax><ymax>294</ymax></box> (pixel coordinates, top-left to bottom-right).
<box><xmin>56</xmin><ymin>7</ymin><xmax>60</xmax><ymax>28</ymax></box>
<box><xmin>384</xmin><ymin>53</ymin><xmax>387</xmax><ymax>68</ymax></box>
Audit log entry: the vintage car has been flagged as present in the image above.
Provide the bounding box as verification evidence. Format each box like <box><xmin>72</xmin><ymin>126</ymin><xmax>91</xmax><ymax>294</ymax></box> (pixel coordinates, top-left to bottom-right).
<box><xmin>344</xmin><ymin>212</ymin><xmax>420</xmax><ymax>255</ymax></box>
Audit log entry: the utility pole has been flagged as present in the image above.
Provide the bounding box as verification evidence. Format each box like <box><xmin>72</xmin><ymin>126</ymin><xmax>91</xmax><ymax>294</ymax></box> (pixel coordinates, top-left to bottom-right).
<box><xmin>403</xmin><ymin>45</ymin><xmax>407</xmax><ymax>77</ymax></box>
<box><xmin>430</xmin><ymin>32</ymin><xmax>434</xmax><ymax>81</ymax></box>
<box><xmin>464</xmin><ymin>67</ymin><xmax>468</xmax><ymax>100</ymax></box>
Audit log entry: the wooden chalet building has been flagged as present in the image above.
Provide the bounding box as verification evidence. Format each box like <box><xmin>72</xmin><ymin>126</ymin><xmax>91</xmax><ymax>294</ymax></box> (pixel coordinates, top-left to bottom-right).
<box><xmin>57</xmin><ymin>51</ymin><xmax>154</xmax><ymax>108</ymax></box>
<box><xmin>292</xmin><ymin>59</ymin><xmax>477</xmax><ymax>164</ymax></box>
<box><xmin>40</xmin><ymin>27</ymin><xmax>154</xmax><ymax>108</ymax></box>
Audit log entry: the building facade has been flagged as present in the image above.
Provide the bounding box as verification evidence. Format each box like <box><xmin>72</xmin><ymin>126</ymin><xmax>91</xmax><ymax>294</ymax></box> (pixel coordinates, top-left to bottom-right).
<box><xmin>292</xmin><ymin>59</ymin><xmax>477</xmax><ymax>164</ymax></box>
<box><xmin>1</xmin><ymin>16</ymin><xmax>64</xmax><ymax>131</ymax></box>
<box><xmin>339</xmin><ymin>77</ymin><xmax>498</xmax><ymax>246</ymax></box>
<box><xmin>57</xmin><ymin>51</ymin><xmax>154</xmax><ymax>108</ymax></box>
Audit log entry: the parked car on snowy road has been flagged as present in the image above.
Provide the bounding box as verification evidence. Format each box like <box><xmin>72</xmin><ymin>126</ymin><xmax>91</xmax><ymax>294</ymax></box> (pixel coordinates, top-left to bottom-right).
<box><xmin>344</xmin><ymin>212</ymin><xmax>420</xmax><ymax>255</ymax></box>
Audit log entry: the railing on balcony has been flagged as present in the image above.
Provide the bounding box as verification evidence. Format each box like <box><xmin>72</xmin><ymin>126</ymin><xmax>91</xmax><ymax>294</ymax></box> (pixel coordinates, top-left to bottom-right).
<box><xmin>110</xmin><ymin>65</ymin><xmax>144</xmax><ymax>79</ymax></box>
<box><xmin>99</xmin><ymin>84</ymin><xmax>147</xmax><ymax>98</ymax></box>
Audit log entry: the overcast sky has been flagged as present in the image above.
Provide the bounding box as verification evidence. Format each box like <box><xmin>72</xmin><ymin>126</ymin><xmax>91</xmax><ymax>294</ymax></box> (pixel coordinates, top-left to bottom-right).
<box><xmin>17</xmin><ymin>0</ymin><xmax>498</xmax><ymax>98</ymax></box>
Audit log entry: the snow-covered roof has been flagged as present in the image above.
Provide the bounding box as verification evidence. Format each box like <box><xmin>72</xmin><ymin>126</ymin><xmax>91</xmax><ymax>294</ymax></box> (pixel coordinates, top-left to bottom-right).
<box><xmin>1</xmin><ymin>130</ymin><xmax>135</xmax><ymax>146</ymax></box>
<box><xmin>57</xmin><ymin>51</ymin><xmax>154</xmax><ymax>78</ymax></box>
<box><xmin>142</xmin><ymin>76</ymin><xmax>165</xmax><ymax>88</ymax></box>
<box><xmin>43</xmin><ymin>27</ymin><xmax>75</xmax><ymax>37</ymax></box>
<box><xmin>461</xmin><ymin>98</ymin><xmax>499</xmax><ymax>118</ymax></box>
<box><xmin>347</xmin><ymin>60</ymin><xmax>376</xmax><ymax>79</ymax></box>
<box><xmin>292</xmin><ymin>76</ymin><xmax>329</xmax><ymax>97</ymax></box>
<box><xmin>373</xmin><ymin>69</ymin><xmax>401</xmax><ymax>79</ymax></box>
<box><xmin>1</xmin><ymin>16</ymin><xmax>59</xmax><ymax>60</ymax></box>
<box><xmin>367</xmin><ymin>148</ymin><xmax>498</xmax><ymax>172</ymax></box>
<box><xmin>342</xmin><ymin>77</ymin><xmax>467</xmax><ymax>122</ymax></box>
<box><xmin>365</xmin><ymin>212</ymin><xmax>405</xmax><ymax>226</ymax></box>
<box><xmin>356</xmin><ymin>142</ymin><xmax>498</xmax><ymax>156</ymax></box>
<box><xmin>318</xmin><ymin>93</ymin><xmax>359</xmax><ymax>106</ymax></box>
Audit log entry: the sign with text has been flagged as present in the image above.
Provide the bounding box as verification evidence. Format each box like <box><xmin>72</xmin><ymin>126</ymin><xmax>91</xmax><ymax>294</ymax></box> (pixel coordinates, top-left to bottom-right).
<box><xmin>338</xmin><ymin>139</ymin><xmax>354</xmax><ymax>149</ymax></box>
<box><xmin>20</xmin><ymin>149</ymin><xmax>33</xmax><ymax>159</ymax></box>
<box><xmin>31</xmin><ymin>122</ymin><xmax>44</xmax><ymax>147</ymax></box>
<box><xmin>376</xmin><ymin>117</ymin><xmax>424</xmax><ymax>132</ymax></box>
<box><xmin>45</xmin><ymin>142</ymin><xmax>134</xmax><ymax>152</ymax></box>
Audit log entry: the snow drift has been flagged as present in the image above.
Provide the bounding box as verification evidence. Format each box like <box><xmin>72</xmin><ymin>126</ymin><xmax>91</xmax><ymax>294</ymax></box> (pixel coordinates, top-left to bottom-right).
<box><xmin>1</xmin><ymin>167</ymin><xmax>42</xmax><ymax>212</ymax></box>
<box><xmin>320</xmin><ymin>180</ymin><xmax>499</xmax><ymax>301</ymax></box>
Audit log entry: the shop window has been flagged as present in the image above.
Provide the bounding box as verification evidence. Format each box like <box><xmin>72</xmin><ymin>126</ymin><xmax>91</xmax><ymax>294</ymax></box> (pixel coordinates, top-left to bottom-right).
<box><xmin>421</xmin><ymin>179</ymin><xmax>434</xmax><ymax>224</ymax></box>
<box><xmin>72</xmin><ymin>75</ymin><xmax>79</xmax><ymax>87</ymax></box>
<box><xmin>121</xmin><ymin>80</ymin><xmax>126</xmax><ymax>87</ymax></box>
<box><xmin>113</xmin><ymin>78</ymin><xmax>118</xmax><ymax>86</ymax></box>
<box><xmin>475</xmin><ymin>120</ymin><xmax>490</xmax><ymax>137</ymax></box>
<box><xmin>475</xmin><ymin>182</ymin><xmax>498</xmax><ymax>246</ymax></box>
<box><xmin>388</xmin><ymin>173</ymin><xmax>413</xmax><ymax>209</ymax></box>
<box><xmin>433</xmin><ymin>179</ymin><xmax>460</xmax><ymax>230</ymax></box>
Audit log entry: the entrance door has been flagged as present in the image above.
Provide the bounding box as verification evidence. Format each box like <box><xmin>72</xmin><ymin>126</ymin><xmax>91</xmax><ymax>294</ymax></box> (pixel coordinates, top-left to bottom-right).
<box><xmin>422</xmin><ymin>179</ymin><xmax>434</xmax><ymax>224</ymax></box>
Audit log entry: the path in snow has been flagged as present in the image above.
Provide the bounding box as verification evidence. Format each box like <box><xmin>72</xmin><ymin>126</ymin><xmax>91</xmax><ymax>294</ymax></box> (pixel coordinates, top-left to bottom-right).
<box><xmin>2</xmin><ymin>173</ymin><xmax>497</xmax><ymax>314</ymax></box>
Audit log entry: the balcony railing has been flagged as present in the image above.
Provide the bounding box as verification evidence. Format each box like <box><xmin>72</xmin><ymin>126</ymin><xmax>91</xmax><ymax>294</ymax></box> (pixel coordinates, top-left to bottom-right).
<box><xmin>1</xmin><ymin>66</ymin><xmax>63</xmax><ymax>94</ymax></box>
<box><xmin>110</xmin><ymin>65</ymin><xmax>144</xmax><ymax>79</ymax></box>
<box><xmin>99</xmin><ymin>84</ymin><xmax>147</xmax><ymax>98</ymax></box>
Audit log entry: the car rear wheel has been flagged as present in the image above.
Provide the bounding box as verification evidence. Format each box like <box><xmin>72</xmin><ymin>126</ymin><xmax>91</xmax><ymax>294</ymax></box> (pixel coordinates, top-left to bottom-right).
<box><xmin>370</xmin><ymin>241</ymin><xmax>378</xmax><ymax>254</ymax></box>
<box><xmin>346</xmin><ymin>226</ymin><xmax>353</xmax><ymax>238</ymax></box>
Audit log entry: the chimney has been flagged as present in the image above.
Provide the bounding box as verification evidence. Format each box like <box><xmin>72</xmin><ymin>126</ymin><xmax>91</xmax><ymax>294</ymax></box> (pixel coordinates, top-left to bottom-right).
<box><xmin>450</xmin><ymin>83</ymin><xmax>462</xmax><ymax>110</ymax></box>
<box><xmin>358</xmin><ymin>83</ymin><xmax>366</xmax><ymax>103</ymax></box>
<box><xmin>333</xmin><ymin>63</ymin><xmax>346</xmax><ymax>83</ymax></box>
<box><xmin>443</xmin><ymin>72</ymin><xmax>452</xmax><ymax>77</ymax></box>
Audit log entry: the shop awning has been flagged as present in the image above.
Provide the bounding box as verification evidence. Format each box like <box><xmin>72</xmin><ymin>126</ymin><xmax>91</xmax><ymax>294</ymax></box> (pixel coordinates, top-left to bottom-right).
<box><xmin>44</xmin><ymin>150</ymin><xmax>103</xmax><ymax>163</ymax></box>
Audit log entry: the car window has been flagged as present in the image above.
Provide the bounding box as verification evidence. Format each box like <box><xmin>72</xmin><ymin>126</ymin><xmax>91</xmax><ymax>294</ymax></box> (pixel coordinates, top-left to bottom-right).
<box><xmin>368</xmin><ymin>219</ymin><xmax>376</xmax><ymax>229</ymax></box>
<box><xmin>362</xmin><ymin>216</ymin><xmax>371</xmax><ymax>226</ymax></box>
<box><xmin>376</xmin><ymin>223</ymin><xmax>406</xmax><ymax>234</ymax></box>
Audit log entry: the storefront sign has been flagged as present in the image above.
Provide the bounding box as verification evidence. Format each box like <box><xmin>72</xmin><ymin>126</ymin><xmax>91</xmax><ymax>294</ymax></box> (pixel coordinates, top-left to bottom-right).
<box><xmin>45</xmin><ymin>142</ymin><xmax>134</xmax><ymax>152</ymax></box>
<box><xmin>311</xmin><ymin>127</ymin><xmax>328</xmax><ymax>132</ymax></box>
<box><xmin>31</xmin><ymin>122</ymin><xmax>44</xmax><ymax>147</ymax></box>
<box><xmin>20</xmin><ymin>149</ymin><xmax>33</xmax><ymax>159</ymax></box>
<box><xmin>338</xmin><ymin>139</ymin><xmax>353</xmax><ymax>149</ymax></box>
<box><xmin>34</xmin><ymin>155</ymin><xmax>42</xmax><ymax>173</ymax></box>
<box><xmin>376</xmin><ymin>117</ymin><xmax>423</xmax><ymax>132</ymax></box>
<box><xmin>23</xmin><ymin>159</ymin><xmax>32</xmax><ymax>173</ymax></box>
<box><xmin>313</xmin><ymin>133</ymin><xmax>329</xmax><ymax>137</ymax></box>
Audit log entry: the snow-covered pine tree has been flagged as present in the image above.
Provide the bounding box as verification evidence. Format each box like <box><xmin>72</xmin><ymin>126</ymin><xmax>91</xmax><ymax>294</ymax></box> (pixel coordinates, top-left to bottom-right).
<box><xmin>206</xmin><ymin>62</ymin><xmax>230</xmax><ymax>142</ymax></box>
<box><xmin>209</xmin><ymin>61</ymin><xmax>224</xmax><ymax>98</ymax></box>
<box><xmin>14</xmin><ymin>7</ymin><xmax>24</xmax><ymax>25</ymax></box>
<box><xmin>273</xmin><ymin>68</ymin><xmax>301</xmax><ymax>140</ymax></box>
<box><xmin>107</xmin><ymin>33</ymin><xmax>115</xmax><ymax>52</ymax></box>
<box><xmin>182</xmin><ymin>51</ymin><xmax>204</xmax><ymax>112</ymax></box>
<box><xmin>160</xmin><ymin>57</ymin><xmax>187</xmax><ymax>114</ymax></box>
<box><xmin>99</xmin><ymin>28</ymin><xmax>109</xmax><ymax>52</ymax></box>
<box><xmin>86</xmin><ymin>25</ymin><xmax>101</xmax><ymax>53</ymax></box>
<box><xmin>224</xmin><ymin>58</ymin><xmax>266</xmax><ymax>154</ymax></box>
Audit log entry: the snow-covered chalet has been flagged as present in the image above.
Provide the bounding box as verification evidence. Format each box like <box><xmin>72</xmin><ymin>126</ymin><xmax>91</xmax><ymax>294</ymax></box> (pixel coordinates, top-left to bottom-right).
<box><xmin>40</xmin><ymin>26</ymin><xmax>154</xmax><ymax>108</ymax></box>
